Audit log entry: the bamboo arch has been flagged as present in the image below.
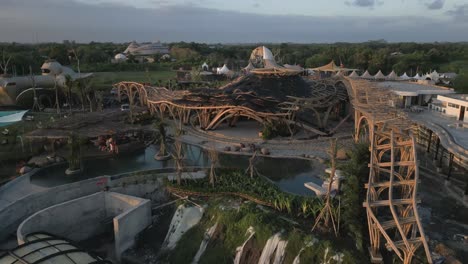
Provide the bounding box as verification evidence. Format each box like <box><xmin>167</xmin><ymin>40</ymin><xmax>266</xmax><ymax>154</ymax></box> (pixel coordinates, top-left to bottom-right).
<box><xmin>346</xmin><ymin>78</ymin><xmax>432</xmax><ymax>264</ymax></box>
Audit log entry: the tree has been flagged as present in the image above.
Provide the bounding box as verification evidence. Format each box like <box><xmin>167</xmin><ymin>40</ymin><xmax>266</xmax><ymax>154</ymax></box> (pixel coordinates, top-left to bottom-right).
<box><xmin>53</xmin><ymin>74</ymin><xmax>61</xmax><ymax>114</ymax></box>
<box><xmin>313</xmin><ymin>138</ymin><xmax>339</xmax><ymax>236</ymax></box>
<box><xmin>64</xmin><ymin>74</ymin><xmax>73</xmax><ymax>113</ymax></box>
<box><xmin>245</xmin><ymin>151</ymin><xmax>260</xmax><ymax>178</ymax></box>
<box><xmin>154</xmin><ymin>119</ymin><xmax>170</xmax><ymax>159</ymax></box>
<box><xmin>172</xmin><ymin>138</ymin><xmax>184</xmax><ymax>185</ymax></box>
<box><xmin>207</xmin><ymin>147</ymin><xmax>218</xmax><ymax>187</ymax></box>
<box><xmin>341</xmin><ymin>143</ymin><xmax>370</xmax><ymax>251</ymax></box>
<box><xmin>0</xmin><ymin>49</ymin><xmax>12</xmax><ymax>75</ymax></box>
<box><xmin>453</xmin><ymin>72</ymin><xmax>468</xmax><ymax>93</ymax></box>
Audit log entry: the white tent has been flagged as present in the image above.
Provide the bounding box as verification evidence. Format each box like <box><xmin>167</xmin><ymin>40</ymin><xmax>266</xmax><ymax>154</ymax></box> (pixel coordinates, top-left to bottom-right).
<box><xmin>348</xmin><ymin>71</ymin><xmax>360</xmax><ymax>78</ymax></box>
<box><xmin>413</xmin><ymin>73</ymin><xmax>423</xmax><ymax>80</ymax></box>
<box><xmin>400</xmin><ymin>72</ymin><xmax>411</xmax><ymax>80</ymax></box>
<box><xmin>243</xmin><ymin>62</ymin><xmax>255</xmax><ymax>73</ymax></box>
<box><xmin>374</xmin><ymin>70</ymin><xmax>386</xmax><ymax>80</ymax></box>
<box><xmin>386</xmin><ymin>70</ymin><xmax>398</xmax><ymax>80</ymax></box>
<box><xmin>334</xmin><ymin>71</ymin><xmax>344</xmax><ymax>77</ymax></box>
<box><xmin>429</xmin><ymin>70</ymin><xmax>440</xmax><ymax>82</ymax></box>
<box><xmin>217</xmin><ymin>64</ymin><xmax>230</xmax><ymax>75</ymax></box>
<box><xmin>201</xmin><ymin>62</ymin><xmax>209</xmax><ymax>71</ymax></box>
<box><xmin>361</xmin><ymin>70</ymin><xmax>373</xmax><ymax>79</ymax></box>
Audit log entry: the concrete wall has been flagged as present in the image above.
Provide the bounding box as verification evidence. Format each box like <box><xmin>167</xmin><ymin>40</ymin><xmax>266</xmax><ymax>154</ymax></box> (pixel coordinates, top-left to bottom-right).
<box><xmin>112</xmin><ymin>193</ymin><xmax>151</xmax><ymax>259</ymax></box>
<box><xmin>0</xmin><ymin>176</ymin><xmax>107</xmax><ymax>241</ymax></box>
<box><xmin>17</xmin><ymin>192</ymin><xmax>107</xmax><ymax>244</ymax></box>
<box><xmin>16</xmin><ymin>192</ymin><xmax>151</xmax><ymax>260</ymax></box>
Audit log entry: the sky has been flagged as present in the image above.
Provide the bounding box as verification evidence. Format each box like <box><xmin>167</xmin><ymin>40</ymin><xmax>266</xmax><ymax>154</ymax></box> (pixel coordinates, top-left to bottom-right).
<box><xmin>0</xmin><ymin>0</ymin><xmax>467</xmax><ymax>43</ymax></box>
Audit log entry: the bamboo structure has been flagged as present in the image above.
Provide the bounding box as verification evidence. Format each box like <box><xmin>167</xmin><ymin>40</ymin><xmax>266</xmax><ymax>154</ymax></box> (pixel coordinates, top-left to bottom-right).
<box><xmin>114</xmin><ymin>71</ymin><xmax>431</xmax><ymax>263</ymax></box>
<box><xmin>114</xmin><ymin>75</ymin><xmax>348</xmax><ymax>132</ymax></box>
<box><xmin>345</xmin><ymin>78</ymin><xmax>432</xmax><ymax>264</ymax></box>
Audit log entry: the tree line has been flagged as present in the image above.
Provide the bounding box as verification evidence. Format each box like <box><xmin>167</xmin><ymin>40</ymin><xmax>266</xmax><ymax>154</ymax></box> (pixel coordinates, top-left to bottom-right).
<box><xmin>1</xmin><ymin>41</ymin><xmax>468</xmax><ymax>92</ymax></box>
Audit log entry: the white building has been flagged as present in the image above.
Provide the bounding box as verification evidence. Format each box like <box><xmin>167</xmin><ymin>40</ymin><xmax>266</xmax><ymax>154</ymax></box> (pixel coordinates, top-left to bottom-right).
<box><xmin>378</xmin><ymin>81</ymin><xmax>455</xmax><ymax>108</ymax></box>
<box><xmin>433</xmin><ymin>94</ymin><xmax>468</xmax><ymax>122</ymax></box>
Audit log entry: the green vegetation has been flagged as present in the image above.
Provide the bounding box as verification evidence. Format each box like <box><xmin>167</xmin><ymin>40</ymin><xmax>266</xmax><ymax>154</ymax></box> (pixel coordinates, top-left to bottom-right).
<box><xmin>2</xmin><ymin>41</ymin><xmax>468</xmax><ymax>91</ymax></box>
<box><xmin>453</xmin><ymin>73</ymin><xmax>468</xmax><ymax>93</ymax></box>
<box><xmin>339</xmin><ymin>143</ymin><xmax>370</xmax><ymax>252</ymax></box>
<box><xmin>92</xmin><ymin>70</ymin><xmax>176</xmax><ymax>90</ymax></box>
<box><xmin>166</xmin><ymin>168</ymin><xmax>323</xmax><ymax>218</ymax></box>
<box><xmin>261</xmin><ymin>121</ymin><xmax>293</xmax><ymax>140</ymax></box>
<box><xmin>162</xmin><ymin>200</ymin><xmax>366</xmax><ymax>264</ymax></box>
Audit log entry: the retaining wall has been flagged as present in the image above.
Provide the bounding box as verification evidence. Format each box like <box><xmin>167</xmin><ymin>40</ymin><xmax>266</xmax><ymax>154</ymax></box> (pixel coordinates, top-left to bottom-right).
<box><xmin>17</xmin><ymin>192</ymin><xmax>151</xmax><ymax>260</ymax></box>
<box><xmin>0</xmin><ymin>176</ymin><xmax>107</xmax><ymax>241</ymax></box>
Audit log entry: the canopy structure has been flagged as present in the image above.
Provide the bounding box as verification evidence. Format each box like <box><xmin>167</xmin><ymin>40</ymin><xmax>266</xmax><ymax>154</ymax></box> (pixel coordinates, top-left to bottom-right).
<box><xmin>243</xmin><ymin>62</ymin><xmax>255</xmax><ymax>72</ymax></box>
<box><xmin>400</xmin><ymin>72</ymin><xmax>411</xmax><ymax>80</ymax></box>
<box><xmin>374</xmin><ymin>70</ymin><xmax>386</xmax><ymax>80</ymax></box>
<box><xmin>0</xmin><ymin>110</ymin><xmax>28</xmax><ymax>127</ymax></box>
<box><xmin>348</xmin><ymin>71</ymin><xmax>360</xmax><ymax>78</ymax></box>
<box><xmin>413</xmin><ymin>73</ymin><xmax>423</xmax><ymax>80</ymax></box>
<box><xmin>386</xmin><ymin>70</ymin><xmax>398</xmax><ymax>80</ymax></box>
<box><xmin>217</xmin><ymin>64</ymin><xmax>230</xmax><ymax>75</ymax></box>
<box><xmin>0</xmin><ymin>233</ymin><xmax>110</xmax><ymax>264</ymax></box>
<box><xmin>284</xmin><ymin>64</ymin><xmax>304</xmax><ymax>71</ymax></box>
<box><xmin>361</xmin><ymin>70</ymin><xmax>373</xmax><ymax>79</ymax></box>
<box><xmin>249</xmin><ymin>46</ymin><xmax>302</xmax><ymax>76</ymax></box>
<box><xmin>201</xmin><ymin>62</ymin><xmax>209</xmax><ymax>71</ymax></box>
<box><xmin>428</xmin><ymin>70</ymin><xmax>440</xmax><ymax>81</ymax></box>
<box><xmin>312</xmin><ymin>60</ymin><xmax>357</xmax><ymax>72</ymax></box>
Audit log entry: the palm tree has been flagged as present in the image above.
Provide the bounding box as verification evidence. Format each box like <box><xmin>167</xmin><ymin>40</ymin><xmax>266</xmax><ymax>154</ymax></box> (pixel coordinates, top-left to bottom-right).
<box><xmin>172</xmin><ymin>138</ymin><xmax>184</xmax><ymax>185</ymax></box>
<box><xmin>154</xmin><ymin>119</ymin><xmax>171</xmax><ymax>160</ymax></box>
<box><xmin>208</xmin><ymin>147</ymin><xmax>219</xmax><ymax>187</ymax></box>
<box><xmin>65</xmin><ymin>133</ymin><xmax>83</xmax><ymax>175</ymax></box>
<box><xmin>64</xmin><ymin>74</ymin><xmax>73</xmax><ymax>114</ymax></box>
<box><xmin>29</xmin><ymin>66</ymin><xmax>40</xmax><ymax>112</ymax></box>
<box><xmin>54</xmin><ymin>74</ymin><xmax>60</xmax><ymax>114</ymax></box>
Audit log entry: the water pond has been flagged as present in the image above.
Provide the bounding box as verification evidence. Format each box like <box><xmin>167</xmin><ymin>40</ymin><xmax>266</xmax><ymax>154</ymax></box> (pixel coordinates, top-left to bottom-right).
<box><xmin>31</xmin><ymin>144</ymin><xmax>326</xmax><ymax>196</ymax></box>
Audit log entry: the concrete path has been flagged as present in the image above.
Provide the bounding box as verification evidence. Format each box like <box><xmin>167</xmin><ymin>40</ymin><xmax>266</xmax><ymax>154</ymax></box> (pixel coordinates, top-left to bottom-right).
<box><xmin>180</xmin><ymin>122</ymin><xmax>354</xmax><ymax>160</ymax></box>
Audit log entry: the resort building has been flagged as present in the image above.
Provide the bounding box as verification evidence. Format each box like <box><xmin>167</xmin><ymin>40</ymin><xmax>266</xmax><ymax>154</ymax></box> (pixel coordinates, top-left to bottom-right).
<box><xmin>432</xmin><ymin>94</ymin><xmax>468</xmax><ymax>122</ymax></box>
<box><xmin>377</xmin><ymin>81</ymin><xmax>455</xmax><ymax>108</ymax></box>
<box><xmin>123</xmin><ymin>41</ymin><xmax>169</xmax><ymax>56</ymax></box>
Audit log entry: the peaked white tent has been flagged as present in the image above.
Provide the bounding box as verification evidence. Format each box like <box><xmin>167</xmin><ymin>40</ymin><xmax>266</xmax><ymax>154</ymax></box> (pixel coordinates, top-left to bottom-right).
<box><xmin>243</xmin><ymin>62</ymin><xmax>255</xmax><ymax>72</ymax></box>
<box><xmin>374</xmin><ymin>70</ymin><xmax>386</xmax><ymax>80</ymax></box>
<box><xmin>429</xmin><ymin>70</ymin><xmax>440</xmax><ymax>81</ymax></box>
<box><xmin>361</xmin><ymin>70</ymin><xmax>373</xmax><ymax>79</ymax></box>
<box><xmin>400</xmin><ymin>72</ymin><xmax>411</xmax><ymax>80</ymax></box>
<box><xmin>386</xmin><ymin>70</ymin><xmax>398</xmax><ymax>80</ymax></box>
<box><xmin>334</xmin><ymin>71</ymin><xmax>345</xmax><ymax>77</ymax></box>
<box><xmin>217</xmin><ymin>64</ymin><xmax>230</xmax><ymax>75</ymax></box>
<box><xmin>348</xmin><ymin>71</ymin><xmax>360</xmax><ymax>78</ymax></box>
<box><xmin>413</xmin><ymin>73</ymin><xmax>423</xmax><ymax>80</ymax></box>
<box><xmin>201</xmin><ymin>62</ymin><xmax>209</xmax><ymax>71</ymax></box>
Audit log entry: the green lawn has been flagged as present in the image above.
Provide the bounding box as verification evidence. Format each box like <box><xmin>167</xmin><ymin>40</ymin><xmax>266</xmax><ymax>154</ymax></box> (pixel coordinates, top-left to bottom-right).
<box><xmin>91</xmin><ymin>70</ymin><xmax>176</xmax><ymax>90</ymax></box>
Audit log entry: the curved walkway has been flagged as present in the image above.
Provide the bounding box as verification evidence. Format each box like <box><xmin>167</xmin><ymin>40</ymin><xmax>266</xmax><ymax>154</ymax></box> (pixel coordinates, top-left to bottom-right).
<box><xmin>409</xmin><ymin>111</ymin><xmax>468</xmax><ymax>168</ymax></box>
<box><xmin>181</xmin><ymin>124</ymin><xmax>354</xmax><ymax>160</ymax></box>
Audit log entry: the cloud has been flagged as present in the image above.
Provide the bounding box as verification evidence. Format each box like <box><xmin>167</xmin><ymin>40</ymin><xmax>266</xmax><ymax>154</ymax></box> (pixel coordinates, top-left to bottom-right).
<box><xmin>425</xmin><ymin>0</ymin><xmax>445</xmax><ymax>10</ymax></box>
<box><xmin>345</xmin><ymin>0</ymin><xmax>381</xmax><ymax>8</ymax></box>
<box><xmin>0</xmin><ymin>0</ymin><xmax>466</xmax><ymax>43</ymax></box>
<box><xmin>446</xmin><ymin>4</ymin><xmax>468</xmax><ymax>22</ymax></box>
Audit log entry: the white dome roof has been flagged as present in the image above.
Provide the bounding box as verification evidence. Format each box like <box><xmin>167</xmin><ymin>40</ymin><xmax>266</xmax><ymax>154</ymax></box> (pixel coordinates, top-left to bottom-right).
<box><xmin>115</xmin><ymin>53</ymin><xmax>127</xmax><ymax>60</ymax></box>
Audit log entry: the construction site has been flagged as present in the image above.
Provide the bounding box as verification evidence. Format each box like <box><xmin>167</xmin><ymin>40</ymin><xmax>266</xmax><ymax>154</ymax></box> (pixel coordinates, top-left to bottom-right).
<box><xmin>0</xmin><ymin>46</ymin><xmax>467</xmax><ymax>264</ymax></box>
